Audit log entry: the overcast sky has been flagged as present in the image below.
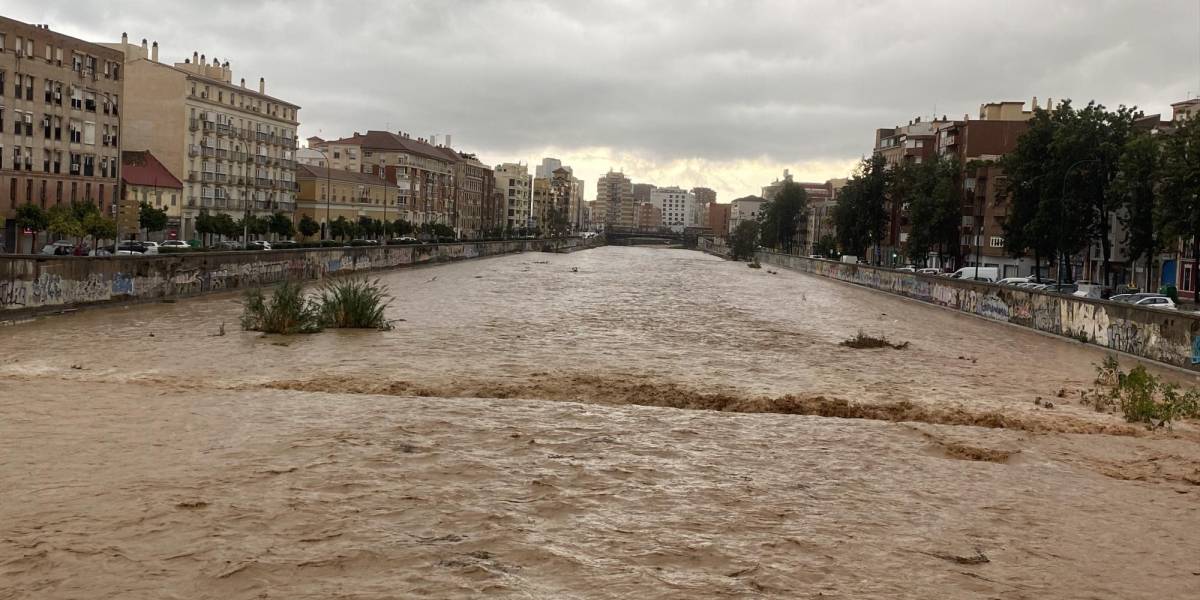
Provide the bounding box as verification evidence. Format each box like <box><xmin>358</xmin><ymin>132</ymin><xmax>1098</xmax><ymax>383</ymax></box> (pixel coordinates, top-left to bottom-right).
<box><xmin>8</xmin><ymin>0</ymin><xmax>1199</xmax><ymax>201</ymax></box>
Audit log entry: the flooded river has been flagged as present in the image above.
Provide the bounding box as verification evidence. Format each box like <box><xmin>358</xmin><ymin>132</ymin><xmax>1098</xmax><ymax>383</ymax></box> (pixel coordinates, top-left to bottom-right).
<box><xmin>2</xmin><ymin>246</ymin><xmax>1198</xmax><ymax>598</ymax></box>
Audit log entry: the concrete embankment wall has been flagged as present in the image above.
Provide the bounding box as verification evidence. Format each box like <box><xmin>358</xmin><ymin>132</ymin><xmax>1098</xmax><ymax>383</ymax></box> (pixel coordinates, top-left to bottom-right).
<box><xmin>0</xmin><ymin>239</ymin><xmax>590</xmax><ymax>320</ymax></box>
<box><xmin>758</xmin><ymin>250</ymin><xmax>1200</xmax><ymax>371</ymax></box>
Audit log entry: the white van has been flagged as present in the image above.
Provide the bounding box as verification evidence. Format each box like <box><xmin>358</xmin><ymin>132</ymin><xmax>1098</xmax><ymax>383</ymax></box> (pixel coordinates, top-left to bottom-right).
<box><xmin>950</xmin><ymin>267</ymin><xmax>999</xmax><ymax>283</ymax></box>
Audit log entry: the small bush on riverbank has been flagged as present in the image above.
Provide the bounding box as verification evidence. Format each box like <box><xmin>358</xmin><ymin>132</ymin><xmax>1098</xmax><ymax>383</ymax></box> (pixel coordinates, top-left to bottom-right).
<box><xmin>841</xmin><ymin>330</ymin><xmax>910</xmax><ymax>350</ymax></box>
<box><xmin>240</xmin><ymin>282</ymin><xmax>323</xmax><ymax>334</ymax></box>
<box><xmin>316</xmin><ymin>278</ymin><xmax>393</xmax><ymax>330</ymax></box>
<box><xmin>1089</xmin><ymin>355</ymin><xmax>1200</xmax><ymax>427</ymax></box>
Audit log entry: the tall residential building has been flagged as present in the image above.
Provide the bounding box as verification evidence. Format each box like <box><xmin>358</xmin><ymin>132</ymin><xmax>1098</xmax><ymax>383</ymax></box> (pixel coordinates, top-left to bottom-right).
<box><xmin>107</xmin><ymin>36</ymin><xmax>300</xmax><ymax>241</ymax></box>
<box><xmin>0</xmin><ymin>18</ymin><xmax>124</xmax><ymax>251</ymax></box>
<box><xmin>650</xmin><ymin>185</ymin><xmax>696</xmax><ymax>231</ymax></box>
<box><xmin>632</xmin><ymin>182</ymin><xmax>655</xmax><ymax>205</ymax></box>
<box><xmin>311</xmin><ymin>130</ymin><xmax>461</xmax><ymax>226</ymax></box>
<box><xmin>691</xmin><ymin>187</ymin><xmax>716</xmax><ymax>228</ymax></box>
<box><xmin>569</xmin><ymin>174</ymin><xmax>585</xmax><ymax>231</ymax></box>
<box><xmin>534</xmin><ymin>156</ymin><xmax>562</xmax><ymax>179</ymax></box>
<box><xmin>494</xmin><ymin>162</ymin><xmax>531</xmax><ymax>231</ymax></box>
<box><xmin>807</xmin><ymin>178</ymin><xmax>845</xmax><ymax>254</ymax></box>
<box><xmin>596</xmin><ymin>170</ymin><xmax>634</xmax><ymax>229</ymax></box>
<box><xmin>708</xmin><ymin>202</ymin><xmax>731</xmax><ymax>239</ymax></box>
<box><xmin>454</xmin><ymin>152</ymin><xmax>492</xmax><ymax>238</ymax></box>
<box><xmin>533</xmin><ymin>166</ymin><xmax>576</xmax><ymax>232</ymax></box>
<box><xmin>635</xmin><ymin>202</ymin><xmax>662</xmax><ymax>231</ymax></box>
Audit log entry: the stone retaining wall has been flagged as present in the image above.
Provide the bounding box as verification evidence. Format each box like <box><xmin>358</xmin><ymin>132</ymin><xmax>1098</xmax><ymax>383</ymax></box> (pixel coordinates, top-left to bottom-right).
<box><xmin>0</xmin><ymin>239</ymin><xmax>589</xmax><ymax>320</ymax></box>
<box><xmin>758</xmin><ymin>251</ymin><xmax>1200</xmax><ymax>371</ymax></box>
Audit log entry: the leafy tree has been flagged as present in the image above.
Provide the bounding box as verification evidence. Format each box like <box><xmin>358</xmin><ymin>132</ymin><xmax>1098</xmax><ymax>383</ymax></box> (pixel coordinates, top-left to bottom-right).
<box><xmin>195</xmin><ymin>209</ymin><xmax>216</xmax><ymax>247</ymax></box>
<box><xmin>298</xmin><ymin>214</ymin><xmax>320</xmax><ymax>239</ymax></box>
<box><xmin>759</xmin><ymin>181</ymin><xmax>809</xmax><ymax>254</ymax></box>
<box><xmin>729</xmin><ymin>220</ymin><xmax>760</xmax><ymax>261</ymax></box>
<box><xmin>893</xmin><ymin>156</ymin><xmax>961</xmax><ymax>267</ymax></box>
<box><xmin>269</xmin><ymin>212</ymin><xmax>295</xmax><ymax>239</ymax></box>
<box><xmin>546</xmin><ymin>207</ymin><xmax>571</xmax><ymax>250</ymax></box>
<box><xmin>1114</xmin><ymin>132</ymin><xmax>1162</xmax><ymax>292</ymax></box>
<box><xmin>1001</xmin><ymin>106</ymin><xmax>1058</xmax><ymax>279</ymax></box>
<box><xmin>392</xmin><ymin>219</ymin><xmax>413</xmax><ymax>236</ymax></box>
<box><xmin>813</xmin><ymin>234</ymin><xmax>838</xmax><ymax>258</ymax></box>
<box><xmin>1159</xmin><ymin>115</ymin><xmax>1200</xmax><ymax>298</ymax></box>
<box><xmin>330</xmin><ymin>216</ymin><xmax>351</xmax><ymax>241</ymax></box>
<box><xmin>214</xmin><ymin>213</ymin><xmax>239</xmax><ymax>239</ymax></box>
<box><xmin>139</xmin><ymin>201</ymin><xmax>169</xmax><ymax>234</ymax></box>
<box><xmin>832</xmin><ymin>155</ymin><xmax>890</xmax><ymax>263</ymax></box>
<box><xmin>15</xmin><ymin>203</ymin><xmax>48</xmax><ymax>253</ymax></box>
<box><xmin>47</xmin><ymin>204</ymin><xmax>86</xmax><ymax>242</ymax></box>
<box><xmin>83</xmin><ymin>212</ymin><xmax>117</xmax><ymax>245</ymax></box>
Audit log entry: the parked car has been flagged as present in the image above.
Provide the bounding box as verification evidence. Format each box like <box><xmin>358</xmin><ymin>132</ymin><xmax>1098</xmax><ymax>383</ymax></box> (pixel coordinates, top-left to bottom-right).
<box><xmin>895</xmin><ymin>266</ymin><xmax>916</xmax><ymax>272</ymax></box>
<box><xmin>215</xmin><ymin>240</ymin><xmax>241</xmax><ymax>250</ymax></box>
<box><xmin>1133</xmin><ymin>295</ymin><xmax>1176</xmax><ymax>310</ymax></box>
<box><xmin>1109</xmin><ymin>294</ymin><xmax>1135</xmax><ymax>303</ymax></box>
<box><xmin>350</xmin><ymin>239</ymin><xmax>380</xmax><ymax>246</ymax></box>
<box><xmin>997</xmin><ymin>277</ymin><xmax>1030</xmax><ymax>286</ymax></box>
<box><xmin>41</xmin><ymin>240</ymin><xmax>75</xmax><ymax>255</ymax></box>
<box><xmin>89</xmin><ymin>247</ymin><xmax>112</xmax><ymax>257</ymax></box>
<box><xmin>247</xmin><ymin>240</ymin><xmax>272</xmax><ymax>251</ymax></box>
<box><xmin>272</xmin><ymin>240</ymin><xmax>299</xmax><ymax>249</ymax></box>
<box><xmin>141</xmin><ymin>241</ymin><xmax>160</xmax><ymax>254</ymax></box>
<box><xmin>916</xmin><ymin>268</ymin><xmax>941</xmax><ymax>276</ymax></box>
<box><xmin>949</xmin><ymin>267</ymin><xmax>999</xmax><ymax>282</ymax></box>
<box><xmin>116</xmin><ymin>241</ymin><xmax>148</xmax><ymax>255</ymax></box>
<box><xmin>160</xmin><ymin>240</ymin><xmax>191</xmax><ymax>251</ymax></box>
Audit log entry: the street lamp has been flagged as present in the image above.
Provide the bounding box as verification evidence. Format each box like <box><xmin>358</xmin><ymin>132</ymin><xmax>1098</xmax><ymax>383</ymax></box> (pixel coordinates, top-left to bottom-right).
<box><xmin>308</xmin><ymin>147</ymin><xmax>333</xmax><ymax>240</ymax></box>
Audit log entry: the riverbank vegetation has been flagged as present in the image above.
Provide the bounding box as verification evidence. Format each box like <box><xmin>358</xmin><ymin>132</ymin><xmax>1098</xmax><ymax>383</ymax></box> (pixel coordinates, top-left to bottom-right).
<box><xmin>841</xmin><ymin>330</ymin><xmax>910</xmax><ymax>350</ymax></box>
<box><xmin>241</xmin><ymin>278</ymin><xmax>393</xmax><ymax>334</ymax></box>
<box><xmin>1087</xmin><ymin>355</ymin><xmax>1200</xmax><ymax>427</ymax></box>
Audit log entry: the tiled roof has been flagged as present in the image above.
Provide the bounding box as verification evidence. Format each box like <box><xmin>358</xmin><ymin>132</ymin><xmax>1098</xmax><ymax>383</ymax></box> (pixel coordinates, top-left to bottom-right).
<box><xmin>323</xmin><ymin>130</ymin><xmax>461</xmax><ymax>163</ymax></box>
<box><xmin>121</xmin><ymin>150</ymin><xmax>183</xmax><ymax>188</ymax></box>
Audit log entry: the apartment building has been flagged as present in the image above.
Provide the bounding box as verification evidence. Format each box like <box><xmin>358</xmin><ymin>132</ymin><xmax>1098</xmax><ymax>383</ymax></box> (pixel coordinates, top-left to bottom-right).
<box><xmin>761</xmin><ymin>169</ymin><xmax>793</xmax><ymax>201</ymax></box>
<box><xmin>708</xmin><ymin>202</ymin><xmax>731</xmax><ymax>239</ymax></box>
<box><xmin>937</xmin><ymin>100</ymin><xmax>1036</xmax><ymax>276</ymax></box>
<box><xmin>454</xmin><ymin>152</ymin><xmax>492</xmax><ymax>238</ymax></box>
<box><xmin>105</xmin><ymin>36</ymin><xmax>300</xmax><ymax>241</ymax></box>
<box><xmin>807</xmin><ymin>178</ymin><xmax>845</xmax><ymax>254</ymax></box>
<box><xmin>311</xmin><ymin>131</ymin><xmax>462</xmax><ymax>226</ymax></box>
<box><xmin>532</xmin><ymin>166</ymin><xmax>577</xmax><ymax>232</ymax></box>
<box><xmin>596</xmin><ymin>170</ymin><xmax>634</xmax><ymax>229</ymax></box>
<box><xmin>650</xmin><ymin>186</ymin><xmax>695</xmax><ymax>231</ymax></box>
<box><xmin>729</xmin><ymin>195</ymin><xmax>765</xmax><ymax>235</ymax></box>
<box><xmin>495</xmin><ymin>162</ymin><xmax>531</xmax><ymax>231</ymax></box>
<box><xmin>0</xmin><ymin>17</ymin><xmax>124</xmax><ymax>251</ymax></box>
<box><xmin>635</xmin><ymin>202</ymin><xmax>662</xmax><ymax>231</ymax></box>
<box><xmin>691</xmin><ymin>187</ymin><xmax>716</xmax><ymax>228</ymax></box>
<box><xmin>295</xmin><ymin>164</ymin><xmax>402</xmax><ymax>238</ymax></box>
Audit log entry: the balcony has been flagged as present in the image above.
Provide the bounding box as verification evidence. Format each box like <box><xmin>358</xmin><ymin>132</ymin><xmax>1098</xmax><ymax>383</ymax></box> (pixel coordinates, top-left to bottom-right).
<box><xmin>188</xmin><ymin>145</ymin><xmax>200</xmax><ymax>157</ymax></box>
<box><xmin>216</xmin><ymin>149</ymin><xmax>228</xmax><ymax>159</ymax></box>
<box><xmin>255</xmin><ymin>177</ymin><xmax>271</xmax><ymax>188</ymax></box>
<box><xmin>202</xmin><ymin>147</ymin><xmax>216</xmax><ymax>158</ymax></box>
<box><xmin>255</xmin><ymin>155</ymin><xmax>268</xmax><ymax>165</ymax></box>
<box><xmin>202</xmin><ymin>172</ymin><xmax>217</xmax><ymax>182</ymax></box>
<box><xmin>189</xmin><ymin>119</ymin><xmax>199</xmax><ymax>132</ymax></box>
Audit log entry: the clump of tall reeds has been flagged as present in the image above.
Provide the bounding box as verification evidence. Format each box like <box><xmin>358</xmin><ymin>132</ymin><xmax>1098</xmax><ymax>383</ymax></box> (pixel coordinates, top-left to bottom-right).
<box><xmin>240</xmin><ymin>281</ymin><xmax>323</xmax><ymax>334</ymax></box>
<box><xmin>316</xmin><ymin>277</ymin><xmax>393</xmax><ymax>330</ymax></box>
<box><xmin>240</xmin><ymin>277</ymin><xmax>393</xmax><ymax>334</ymax></box>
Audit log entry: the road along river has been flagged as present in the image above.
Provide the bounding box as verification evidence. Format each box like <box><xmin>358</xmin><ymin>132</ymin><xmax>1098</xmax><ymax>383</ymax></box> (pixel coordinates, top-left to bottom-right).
<box><xmin>1</xmin><ymin>246</ymin><xmax>1198</xmax><ymax>598</ymax></box>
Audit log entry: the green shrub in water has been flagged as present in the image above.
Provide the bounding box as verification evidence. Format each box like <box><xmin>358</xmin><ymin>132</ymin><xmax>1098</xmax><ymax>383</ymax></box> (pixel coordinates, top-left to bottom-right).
<box><xmin>1091</xmin><ymin>355</ymin><xmax>1200</xmax><ymax>428</ymax></box>
<box><xmin>240</xmin><ymin>281</ymin><xmax>323</xmax><ymax>334</ymax></box>
<box><xmin>316</xmin><ymin>277</ymin><xmax>393</xmax><ymax>330</ymax></box>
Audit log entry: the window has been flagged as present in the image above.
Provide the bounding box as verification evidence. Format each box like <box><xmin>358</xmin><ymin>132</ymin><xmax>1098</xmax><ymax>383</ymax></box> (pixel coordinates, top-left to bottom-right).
<box><xmin>69</xmin><ymin>120</ymin><xmax>81</xmax><ymax>143</ymax></box>
<box><xmin>83</xmin><ymin>122</ymin><xmax>95</xmax><ymax>145</ymax></box>
<box><xmin>989</xmin><ymin>236</ymin><xmax>1004</xmax><ymax>248</ymax></box>
<box><xmin>84</xmin><ymin>91</ymin><xmax>96</xmax><ymax>112</ymax></box>
<box><xmin>70</xmin><ymin>86</ymin><xmax>82</xmax><ymax>110</ymax></box>
<box><xmin>21</xmin><ymin>112</ymin><xmax>31</xmax><ymax>136</ymax></box>
<box><xmin>53</xmin><ymin>117</ymin><xmax>61</xmax><ymax>140</ymax></box>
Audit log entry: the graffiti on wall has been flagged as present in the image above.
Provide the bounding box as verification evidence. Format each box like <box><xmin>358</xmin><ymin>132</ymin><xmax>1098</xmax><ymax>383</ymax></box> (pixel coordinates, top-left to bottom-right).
<box><xmin>758</xmin><ymin>251</ymin><xmax>1200</xmax><ymax>371</ymax></box>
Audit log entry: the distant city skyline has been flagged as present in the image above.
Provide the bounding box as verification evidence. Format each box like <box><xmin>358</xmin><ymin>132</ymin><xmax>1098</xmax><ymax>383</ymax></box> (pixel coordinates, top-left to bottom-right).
<box><xmin>8</xmin><ymin>1</ymin><xmax>1199</xmax><ymax>200</ymax></box>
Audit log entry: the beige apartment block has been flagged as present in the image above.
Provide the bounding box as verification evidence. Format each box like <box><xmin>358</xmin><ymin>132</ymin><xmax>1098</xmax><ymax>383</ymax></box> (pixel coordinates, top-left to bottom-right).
<box><xmin>104</xmin><ymin>35</ymin><xmax>299</xmax><ymax>240</ymax></box>
<box><xmin>454</xmin><ymin>152</ymin><xmax>494</xmax><ymax>238</ymax></box>
<box><xmin>0</xmin><ymin>17</ymin><xmax>124</xmax><ymax>251</ymax></box>
<box><xmin>596</xmin><ymin>170</ymin><xmax>634</xmax><ymax>229</ymax></box>
<box><xmin>295</xmin><ymin>164</ymin><xmax>402</xmax><ymax>239</ymax></box>
<box><xmin>494</xmin><ymin>162</ymin><xmax>531</xmax><ymax>231</ymax></box>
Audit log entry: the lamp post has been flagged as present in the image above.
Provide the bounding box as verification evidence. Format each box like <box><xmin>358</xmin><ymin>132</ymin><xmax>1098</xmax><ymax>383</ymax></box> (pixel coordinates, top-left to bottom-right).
<box><xmin>309</xmin><ymin>147</ymin><xmax>333</xmax><ymax>240</ymax></box>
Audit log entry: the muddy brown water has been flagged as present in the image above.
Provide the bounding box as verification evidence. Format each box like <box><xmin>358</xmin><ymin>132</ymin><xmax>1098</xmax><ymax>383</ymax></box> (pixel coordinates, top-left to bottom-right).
<box><xmin>2</xmin><ymin>246</ymin><xmax>1199</xmax><ymax>599</ymax></box>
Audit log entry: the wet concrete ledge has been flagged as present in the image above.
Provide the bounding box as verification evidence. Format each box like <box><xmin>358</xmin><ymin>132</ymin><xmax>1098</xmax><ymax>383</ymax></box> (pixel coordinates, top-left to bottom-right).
<box><xmin>757</xmin><ymin>250</ymin><xmax>1200</xmax><ymax>372</ymax></box>
<box><xmin>0</xmin><ymin>239</ymin><xmax>599</xmax><ymax>321</ymax></box>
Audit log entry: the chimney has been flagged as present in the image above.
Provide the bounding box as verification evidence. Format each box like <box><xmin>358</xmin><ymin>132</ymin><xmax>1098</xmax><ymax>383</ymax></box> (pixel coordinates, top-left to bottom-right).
<box><xmin>240</xmin><ymin>77</ymin><xmax>245</xmax><ymax>88</ymax></box>
<box><xmin>200</xmin><ymin>53</ymin><xmax>205</xmax><ymax>66</ymax></box>
<box><xmin>121</xmin><ymin>32</ymin><xmax>128</xmax><ymax>44</ymax></box>
<box><xmin>141</xmin><ymin>38</ymin><xmax>147</xmax><ymax>50</ymax></box>
<box><xmin>259</xmin><ymin>77</ymin><xmax>265</xmax><ymax>94</ymax></box>
<box><xmin>1032</xmin><ymin>96</ymin><xmax>1038</xmax><ymax>110</ymax></box>
<box><xmin>151</xmin><ymin>41</ymin><xmax>158</xmax><ymax>62</ymax></box>
<box><xmin>445</xmin><ymin>134</ymin><xmax>451</xmax><ymax>148</ymax></box>
<box><xmin>1047</xmin><ymin>97</ymin><xmax>1053</xmax><ymax>109</ymax></box>
<box><xmin>193</xmin><ymin>51</ymin><xmax>198</xmax><ymax>65</ymax></box>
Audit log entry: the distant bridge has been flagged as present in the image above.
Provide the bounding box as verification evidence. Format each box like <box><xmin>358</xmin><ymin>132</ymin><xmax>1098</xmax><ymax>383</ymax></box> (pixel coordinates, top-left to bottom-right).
<box><xmin>604</xmin><ymin>228</ymin><xmax>707</xmax><ymax>248</ymax></box>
